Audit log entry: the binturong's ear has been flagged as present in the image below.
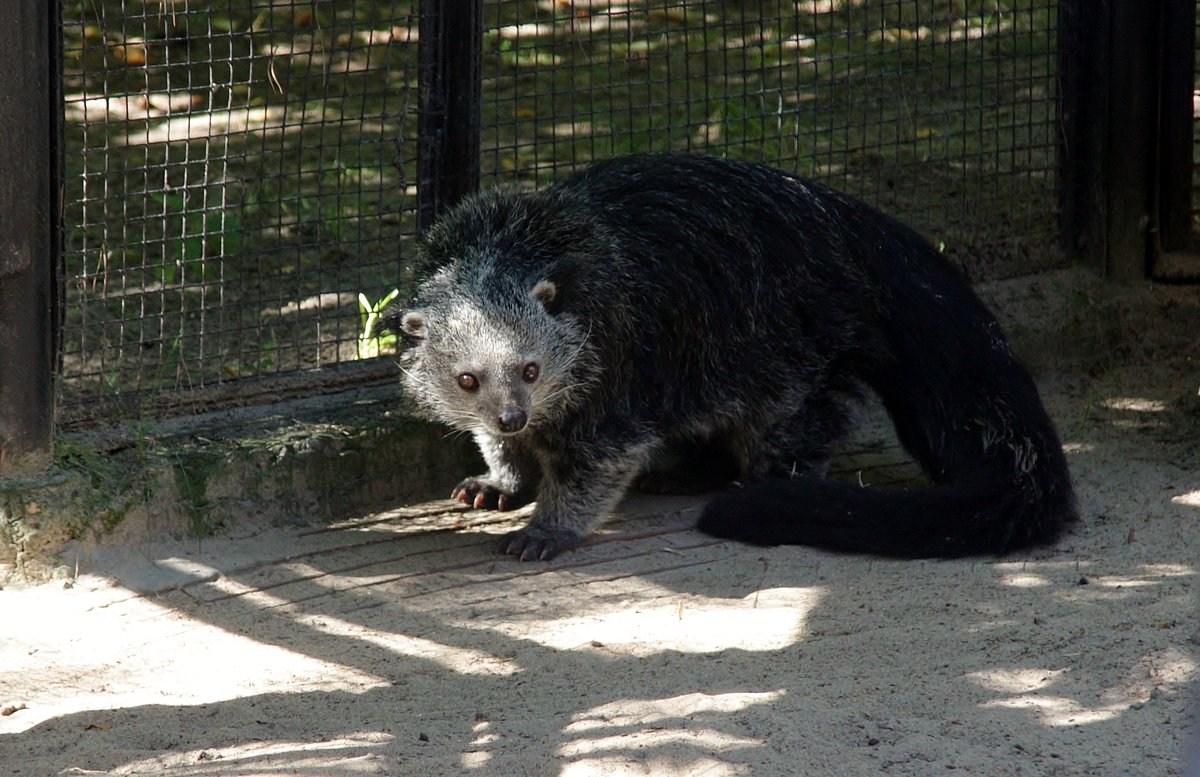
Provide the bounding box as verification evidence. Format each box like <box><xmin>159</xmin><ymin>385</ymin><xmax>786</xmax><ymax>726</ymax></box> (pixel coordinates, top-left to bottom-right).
<box><xmin>529</xmin><ymin>255</ymin><xmax>584</xmax><ymax>315</ymax></box>
<box><xmin>529</xmin><ymin>280</ymin><xmax>558</xmax><ymax>310</ymax></box>
<box><xmin>380</xmin><ymin>307</ymin><xmax>428</xmax><ymax>343</ymax></box>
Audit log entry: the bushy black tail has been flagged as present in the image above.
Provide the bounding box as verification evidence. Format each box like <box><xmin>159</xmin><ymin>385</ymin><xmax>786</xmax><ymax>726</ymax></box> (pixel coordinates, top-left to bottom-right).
<box><xmin>697</xmin><ymin>468</ymin><xmax>1072</xmax><ymax>558</ymax></box>
<box><xmin>698</xmin><ymin>194</ymin><xmax>1077</xmax><ymax>558</ymax></box>
<box><xmin>697</xmin><ymin>348</ymin><xmax>1077</xmax><ymax>558</ymax></box>
<box><xmin>697</xmin><ymin>340</ymin><xmax>1078</xmax><ymax>558</ymax></box>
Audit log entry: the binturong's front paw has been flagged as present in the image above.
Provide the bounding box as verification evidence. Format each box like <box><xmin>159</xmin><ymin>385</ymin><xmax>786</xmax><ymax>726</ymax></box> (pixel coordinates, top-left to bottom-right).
<box><xmin>451</xmin><ymin>476</ymin><xmax>531</xmax><ymax>511</ymax></box>
<box><xmin>499</xmin><ymin>524</ymin><xmax>585</xmax><ymax>562</ymax></box>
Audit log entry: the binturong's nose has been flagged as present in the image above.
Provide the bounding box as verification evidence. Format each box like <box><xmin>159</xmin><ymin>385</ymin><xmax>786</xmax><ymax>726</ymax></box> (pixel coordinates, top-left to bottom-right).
<box><xmin>497</xmin><ymin>408</ymin><xmax>528</xmax><ymax>434</ymax></box>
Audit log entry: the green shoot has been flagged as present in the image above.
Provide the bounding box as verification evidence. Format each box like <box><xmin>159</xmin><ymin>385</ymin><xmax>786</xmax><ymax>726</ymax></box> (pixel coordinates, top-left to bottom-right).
<box><xmin>357</xmin><ymin>288</ymin><xmax>400</xmax><ymax>359</ymax></box>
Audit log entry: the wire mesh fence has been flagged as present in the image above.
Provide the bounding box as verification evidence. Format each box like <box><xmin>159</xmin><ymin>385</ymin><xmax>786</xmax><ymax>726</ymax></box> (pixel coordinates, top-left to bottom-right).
<box><xmin>481</xmin><ymin>0</ymin><xmax>1062</xmax><ymax>277</ymax></box>
<box><xmin>60</xmin><ymin>1</ymin><xmax>420</xmax><ymax>423</ymax></box>
<box><xmin>58</xmin><ymin>0</ymin><xmax>1065</xmax><ymax>425</ymax></box>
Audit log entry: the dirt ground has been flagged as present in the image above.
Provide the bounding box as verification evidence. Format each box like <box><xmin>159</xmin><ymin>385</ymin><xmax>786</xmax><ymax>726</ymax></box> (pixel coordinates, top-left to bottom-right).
<box><xmin>1</xmin><ymin>275</ymin><xmax>1198</xmax><ymax>776</ymax></box>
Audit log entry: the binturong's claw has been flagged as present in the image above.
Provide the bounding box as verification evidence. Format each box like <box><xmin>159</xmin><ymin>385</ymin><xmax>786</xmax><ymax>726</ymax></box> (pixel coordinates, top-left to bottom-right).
<box><xmin>451</xmin><ymin>476</ymin><xmax>530</xmax><ymax>511</ymax></box>
<box><xmin>498</xmin><ymin>525</ymin><xmax>584</xmax><ymax>561</ymax></box>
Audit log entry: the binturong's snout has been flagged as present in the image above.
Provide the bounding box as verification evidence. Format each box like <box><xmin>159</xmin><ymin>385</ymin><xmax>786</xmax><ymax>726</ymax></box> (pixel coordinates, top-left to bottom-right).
<box><xmin>497</xmin><ymin>408</ymin><xmax>528</xmax><ymax>434</ymax></box>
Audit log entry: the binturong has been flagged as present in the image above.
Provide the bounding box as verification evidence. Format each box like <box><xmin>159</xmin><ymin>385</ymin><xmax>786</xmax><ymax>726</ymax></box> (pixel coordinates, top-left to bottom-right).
<box><xmin>387</xmin><ymin>153</ymin><xmax>1077</xmax><ymax>561</ymax></box>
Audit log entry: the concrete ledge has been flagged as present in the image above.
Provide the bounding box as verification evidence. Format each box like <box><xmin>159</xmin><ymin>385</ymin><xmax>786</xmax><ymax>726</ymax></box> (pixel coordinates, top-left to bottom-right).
<box><xmin>1</xmin><ymin>385</ymin><xmax>480</xmax><ymax>584</ymax></box>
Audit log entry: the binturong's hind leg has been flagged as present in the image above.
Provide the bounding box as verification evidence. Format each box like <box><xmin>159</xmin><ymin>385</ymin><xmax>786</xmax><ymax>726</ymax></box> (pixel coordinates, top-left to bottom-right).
<box><xmin>500</xmin><ymin>439</ymin><xmax>656</xmax><ymax>561</ymax></box>
<box><xmin>756</xmin><ymin>391</ymin><xmax>853</xmax><ymax>480</ymax></box>
<box><xmin>635</xmin><ymin>436</ymin><xmax>744</xmax><ymax>494</ymax></box>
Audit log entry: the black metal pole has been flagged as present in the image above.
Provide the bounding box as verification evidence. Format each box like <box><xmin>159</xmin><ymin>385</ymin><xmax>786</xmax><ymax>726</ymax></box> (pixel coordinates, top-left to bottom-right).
<box><xmin>417</xmin><ymin>0</ymin><xmax>483</xmax><ymax>234</ymax></box>
<box><xmin>1155</xmin><ymin>0</ymin><xmax>1196</xmax><ymax>255</ymax></box>
<box><xmin>0</xmin><ymin>0</ymin><xmax>59</xmax><ymax>471</ymax></box>
<box><xmin>1056</xmin><ymin>0</ymin><xmax>1109</xmax><ymax>273</ymax></box>
<box><xmin>1104</xmin><ymin>0</ymin><xmax>1160</xmax><ymax>281</ymax></box>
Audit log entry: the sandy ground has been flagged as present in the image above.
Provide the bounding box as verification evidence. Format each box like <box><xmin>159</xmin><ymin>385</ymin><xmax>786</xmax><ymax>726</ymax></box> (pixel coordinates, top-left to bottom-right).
<box><xmin>1</xmin><ymin>297</ymin><xmax>1198</xmax><ymax>775</ymax></box>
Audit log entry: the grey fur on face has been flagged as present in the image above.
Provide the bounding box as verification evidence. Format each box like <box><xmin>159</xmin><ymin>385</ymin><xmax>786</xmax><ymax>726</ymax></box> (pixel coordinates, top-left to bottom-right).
<box><xmin>400</xmin><ymin>275</ymin><xmax>595</xmax><ymax>439</ymax></box>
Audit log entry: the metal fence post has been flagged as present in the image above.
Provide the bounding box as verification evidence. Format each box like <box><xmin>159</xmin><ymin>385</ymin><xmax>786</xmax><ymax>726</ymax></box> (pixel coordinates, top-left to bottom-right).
<box><xmin>417</xmin><ymin>0</ymin><xmax>483</xmax><ymax>234</ymax></box>
<box><xmin>1060</xmin><ymin>0</ymin><xmax>1196</xmax><ymax>281</ymax></box>
<box><xmin>1152</xmin><ymin>0</ymin><xmax>1200</xmax><ymax>279</ymax></box>
<box><xmin>1104</xmin><ymin>0</ymin><xmax>1160</xmax><ymax>281</ymax></box>
<box><xmin>1057</xmin><ymin>0</ymin><xmax>1108</xmax><ymax>273</ymax></box>
<box><xmin>0</xmin><ymin>0</ymin><xmax>60</xmax><ymax>471</ymax></box>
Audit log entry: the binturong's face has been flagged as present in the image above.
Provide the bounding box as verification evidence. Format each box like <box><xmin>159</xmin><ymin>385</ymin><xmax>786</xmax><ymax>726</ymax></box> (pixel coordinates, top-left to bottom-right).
<box><xmin>396</xmin><ymin>276</ymin><xmax>591</xmax><ymax>437</ymax></box>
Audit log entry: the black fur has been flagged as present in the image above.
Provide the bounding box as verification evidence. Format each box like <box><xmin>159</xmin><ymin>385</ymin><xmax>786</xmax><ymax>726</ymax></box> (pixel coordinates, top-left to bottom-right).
<box><xmin>396</xmin><ymin>154</ymin><xmax>1077</xmax><ymax>560</ymax></box>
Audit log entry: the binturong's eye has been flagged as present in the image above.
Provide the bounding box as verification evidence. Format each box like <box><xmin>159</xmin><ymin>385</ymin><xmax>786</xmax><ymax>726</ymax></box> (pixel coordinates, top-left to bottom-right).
<box><xmin>457</xmin><ymin>372</ymin><xmax>479</xmax><ymax>392</ymax></box>
<box><xmin>522</xmin><ymin>362</ymin><xmax>539</xmax><ymax>383</ymax></box>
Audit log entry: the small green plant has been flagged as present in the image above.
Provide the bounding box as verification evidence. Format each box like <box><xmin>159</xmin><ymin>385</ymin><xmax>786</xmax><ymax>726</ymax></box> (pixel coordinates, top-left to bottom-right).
<box><xmin>222</xmin><ymin>336</ymin><xmax>278</xmax><ymax>378</ymax></box>
<box><xmin>493</xmin><ymin>35</ymin><xmax>562</xmax><ymax>68</ymax></box>
<box><xmin>295</xmin><ymin>163</ymin><xmax>370</xmax><ymax>240</ymax></box>
<box><xmin>150</xmin><ymin>192</ymin><xmax>242</xmax><ymax>286</ymax></box>
<box><xmin>357</xmin><ymin>288</ymin><xmax>400</xmax><ymax>359</ymax></box>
